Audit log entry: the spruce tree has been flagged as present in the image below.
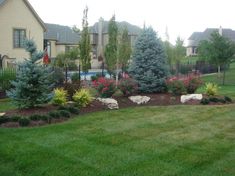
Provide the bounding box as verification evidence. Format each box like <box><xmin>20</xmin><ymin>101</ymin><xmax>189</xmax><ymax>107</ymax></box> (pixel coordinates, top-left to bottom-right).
<box><xmin>129</xmin><ymin>27</ymin><xmax>169</xmax><ymax>93</ymax></box>
<box><xmin>7</xmin><ymin>39</ymin><xmax>53</xmax><ymax>108</ymax></box>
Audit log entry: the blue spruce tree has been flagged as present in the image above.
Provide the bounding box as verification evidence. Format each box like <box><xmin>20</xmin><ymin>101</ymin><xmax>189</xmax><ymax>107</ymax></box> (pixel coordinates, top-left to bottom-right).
<box><xmin>129</xmin><ymin>27</ymin><xmax>169</xmax><ymax>93</ymax></box>
<box><xmin>7</xmin><ymin>39</ymin><xmax>53</xmax><ymax>108</ymax></box>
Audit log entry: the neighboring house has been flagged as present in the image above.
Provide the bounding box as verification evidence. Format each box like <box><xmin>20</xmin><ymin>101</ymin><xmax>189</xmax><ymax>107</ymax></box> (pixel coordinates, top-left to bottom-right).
<box><xmin>187</xmin><ymin>27</ymin><xmax>235</xmax><ymax>56</ymax></box>
<box><xmin>44</xmin><ymin>23</ymin><xmax>80</xmax><ymax>59</ymax></box>
<box><xmin>89</xmin><ymin>18</ymin><xmax>142</xmax><ymax>68</ymax></box>
<box><xmin>0</xmin><ymin>0</ymin><xmax>46</xmax><ymax>68</ymax></box>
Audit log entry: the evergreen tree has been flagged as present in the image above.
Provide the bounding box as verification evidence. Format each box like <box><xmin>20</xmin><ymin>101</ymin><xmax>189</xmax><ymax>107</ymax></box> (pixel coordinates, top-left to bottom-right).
<box><xmin>79</xmin><ymin>6</ymin><xmax>91</xmax><ymax>78</ymax></box>
<box><xmin>7</xmin><ymin>39</ymin><xmax>53</xmax><ymax>108</ymax></box>
<box><xmin>105</xmin><ymin>15</ymin><xmax>118</xmax><ymax>75</ymax></box>
<box><xmin>118</xmin><ymin>27</ymin><xmax>132</xmax><ymax>72</ymax></box>
<box><xmin>129</xmin><ymin>27</ymin><xmax>169</xmax><ymax>93</ymax></box>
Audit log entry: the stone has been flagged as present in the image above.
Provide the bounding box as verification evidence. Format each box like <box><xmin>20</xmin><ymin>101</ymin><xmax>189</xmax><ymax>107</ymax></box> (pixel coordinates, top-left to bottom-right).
<box><xmin>97</xmin><ymin>98</ymin><xmax>119</xmax><ymax>110</ymax></box>
<box><xmin>129</xmin><ymin>96</ymin><xmax>151</xmax><ymax>105</ymax></box>
<box><xmin>0</xmin><ymin>113</ymin><xmax>6</xmax><ymax>117</ymax></box>
<box><xmin>181</xmin><ymin>94</ymin><xmax>203</xmax><ymax>103</ymax></box>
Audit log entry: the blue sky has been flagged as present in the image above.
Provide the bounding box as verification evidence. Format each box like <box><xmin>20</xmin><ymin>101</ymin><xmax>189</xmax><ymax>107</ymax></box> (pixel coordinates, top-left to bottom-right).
<box><xmin>29</xmin><ymin>0</ymin><xmax>235</xmax><ymax>45</ymax></box>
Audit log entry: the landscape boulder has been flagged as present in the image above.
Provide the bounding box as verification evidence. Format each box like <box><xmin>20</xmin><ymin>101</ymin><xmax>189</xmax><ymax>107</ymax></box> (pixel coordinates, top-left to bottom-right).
<box><xmin>97</xmin><ymin>98</ymin><xmax>119</xmax><ymax>110</ymax></box>
<box><xmin>181</xmin><ymin>94</ymin><xmax>203</xmax><ymax>103</ymax></box>
<box><xmin>129</xmin><ymin>96</ymin><xmax>151</xmax><ymax>105</ymax></box>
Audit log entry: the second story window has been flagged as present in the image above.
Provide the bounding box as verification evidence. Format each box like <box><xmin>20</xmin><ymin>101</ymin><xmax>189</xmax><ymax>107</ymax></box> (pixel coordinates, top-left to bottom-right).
<box><xmin>13</xmin><ymin>29</ymin><xmax>26</xmax><ymax>48</ymax></box>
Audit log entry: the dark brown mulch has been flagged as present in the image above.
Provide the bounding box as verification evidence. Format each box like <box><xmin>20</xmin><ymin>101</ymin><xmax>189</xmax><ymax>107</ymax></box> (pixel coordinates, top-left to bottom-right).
<box><xmin>5</xmin><ymin>105</ymin><xmax>57</xmax><ymax>117</ymax></box>
<box><xmin>1</xmin><ymin>93</ymin><xmax>232</xmax><ymax>128</ymax></box>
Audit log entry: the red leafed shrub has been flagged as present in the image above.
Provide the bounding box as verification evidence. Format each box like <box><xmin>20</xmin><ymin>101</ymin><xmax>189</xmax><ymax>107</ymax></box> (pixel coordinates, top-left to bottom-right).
<box><xmin>183</xmin><ymin>76</ymin><xmax>203</xmax><ymax>94</ymax></box>
<box><xmin>166</xmin><ymin>75</ymin><xmax>203</xmax><ymax>95</ymax></box>
<box><xmin>92</xmin><ymin>77</ymin><xmax>116</xmax><ymax>98</ymax></box>
<box><xmin>118</xmin><ymin>78</ymin><xmax>138</xmax><ymax>96</ymax></box>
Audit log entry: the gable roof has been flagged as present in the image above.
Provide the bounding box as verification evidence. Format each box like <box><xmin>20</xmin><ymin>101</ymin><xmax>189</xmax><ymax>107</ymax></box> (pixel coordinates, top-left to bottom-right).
<box><xmin>44</xmin><ymin>23</ymin><xmax>80</xmax><ymax>45</ymax></box>
<box><xmin>0</xmin><ymin>0</ymin><xmax>46</xmax><ymax>31</ymax></box>
<box><xmin>90</xmin><ymin>20</ymin><xmax>142</xmax><ymax>35</ymax></box>
<box><xmin>188</xmin><ymin>28</ymin><xmax>235</xmax><ymax>47</ymax></box>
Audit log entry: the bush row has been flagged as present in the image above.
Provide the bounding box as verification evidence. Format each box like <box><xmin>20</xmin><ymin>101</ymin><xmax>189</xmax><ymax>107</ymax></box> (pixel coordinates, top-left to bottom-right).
<box><xmin>0</xmin><ymin>106</ymin><xmax>80</xmax><ymax>127</ymax></box>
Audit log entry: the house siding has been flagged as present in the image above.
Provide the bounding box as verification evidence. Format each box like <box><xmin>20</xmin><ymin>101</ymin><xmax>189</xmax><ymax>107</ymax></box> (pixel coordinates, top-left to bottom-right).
<box><xmin>0</xmin><ymin>0</ymin><xmax>44</xmax><ymax>64</ymax></box>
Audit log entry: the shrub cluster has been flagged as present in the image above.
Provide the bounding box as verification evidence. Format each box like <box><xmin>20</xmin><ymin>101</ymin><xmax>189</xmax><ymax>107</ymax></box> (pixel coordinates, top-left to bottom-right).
<box><xmin>0</xmin><ymin>105</ymin><xmax>80</xmax><ymax>127</ymax></box>
<box><xmin>118</xmin><ymin>78</ymin><xmax>138</xmax><ymax>97</ymax></box>
<box><xmin>52</xmin><ymin>88</ymin><xmax>68</xmax><ymax>105</ymax></box>
<box><xmin>200</xmin><ymin>96</ymin><xmax>233</xmax><ymax>105</ymax></box>
<box><xmin>166</xmin><ymin>76</ymin><xmax>203</xmax><ymax>95</ymax></box>
<box><xmin>92</xmin><ymin>77</ymin><xmax>116</xmax><ymax>98</ymax></box>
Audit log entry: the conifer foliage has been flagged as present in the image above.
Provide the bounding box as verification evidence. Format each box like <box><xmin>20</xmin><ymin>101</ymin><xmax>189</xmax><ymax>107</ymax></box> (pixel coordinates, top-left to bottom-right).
<box><xmin>7</xmin><ymin>39</ymin><xmax>53</xmax><ymax>108</ymax></box>
<box><xmin>129</xmin><ymin>27</ymin><xmax>169</xmax><ymax>93</ymax></box>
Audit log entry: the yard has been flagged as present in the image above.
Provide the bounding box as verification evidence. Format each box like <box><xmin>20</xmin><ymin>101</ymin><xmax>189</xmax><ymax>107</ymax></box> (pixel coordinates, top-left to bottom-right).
<box><xmin>0</xmin><ymin>105</ymin><xmax>235</xmax><ymax>176</ymax></box>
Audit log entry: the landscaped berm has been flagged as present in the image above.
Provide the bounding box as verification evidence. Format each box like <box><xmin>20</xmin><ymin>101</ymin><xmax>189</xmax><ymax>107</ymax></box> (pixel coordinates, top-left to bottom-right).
<box><xmin>0</xmin><ymin>105</ymin><xmax>235</xmax><ymax>176</ymax></box>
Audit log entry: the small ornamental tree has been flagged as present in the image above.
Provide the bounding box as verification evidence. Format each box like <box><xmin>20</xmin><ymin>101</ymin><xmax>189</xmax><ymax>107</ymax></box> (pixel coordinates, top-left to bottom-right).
<box><xmin>129</xmin><ymin>27</ymin><xmax>169</xmax><ymax>93</ymax></box>
<box><xmin>7</xmin><ymin>39</ymin><xmax>53</xmax><ymax>108</ymax></box>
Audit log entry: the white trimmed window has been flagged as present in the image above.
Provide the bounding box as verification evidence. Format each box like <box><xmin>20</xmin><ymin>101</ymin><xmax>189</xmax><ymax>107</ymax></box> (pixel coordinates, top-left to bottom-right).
<box><xmin>13</xmin><ymin>29</ymin><xmax>26</xmax><ymax>48</ymax></box>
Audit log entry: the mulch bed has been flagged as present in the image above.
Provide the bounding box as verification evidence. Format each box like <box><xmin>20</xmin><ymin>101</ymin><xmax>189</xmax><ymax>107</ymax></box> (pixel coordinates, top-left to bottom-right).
<box><xmin>0</xmin><ymin>93</ymin><xmax>232</xmax><ymax>128</ymax></box>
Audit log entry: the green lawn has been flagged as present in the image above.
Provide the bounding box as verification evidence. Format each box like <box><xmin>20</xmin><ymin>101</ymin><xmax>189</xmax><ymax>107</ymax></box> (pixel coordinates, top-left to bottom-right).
<box><xmin>0</xmin><ymin>105</ymin><xmax>235</xmax><ymax>176</ymax></box>
<box><xmin>0</xmin><ymin>98</ymin><xmax>15</xmax><ymax>111</ymax></box>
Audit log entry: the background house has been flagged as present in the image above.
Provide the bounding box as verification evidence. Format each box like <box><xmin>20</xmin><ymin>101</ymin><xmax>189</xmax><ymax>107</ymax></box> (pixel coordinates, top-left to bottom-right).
<box><xmin>0</xmin><ymin>0</ymin><xmax>46</xmax><ymax>68</ymax></box>
<box><xmin>89</xmin><ymin>18</ymin><xmax>142</xmax><ymax>69</ymax></box>
<box><xmin>44</xmin><ymin>23</ymin><xmax>80</xmax><ymax>59</ymax></box>
<box><xmin>187</xmin><ymin>27</ymin><xmax>235</xmax><ymax>56</ymax></box>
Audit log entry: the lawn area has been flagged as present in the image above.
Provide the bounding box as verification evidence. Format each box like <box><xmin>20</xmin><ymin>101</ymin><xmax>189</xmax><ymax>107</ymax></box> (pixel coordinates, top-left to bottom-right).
<box><xmin>0</xmin><ymin>105</ymin><xmax>235</xmax><ymax>176</ymax></box>
<box><xmin>198</xmin><ymin>62</ymin><xmax>235</xmax><ymax>99</ymax></box>
<box><xmin>0</xmin><ymin>98</ymin><xmax>15</xmax><ymax>111</ymax></box>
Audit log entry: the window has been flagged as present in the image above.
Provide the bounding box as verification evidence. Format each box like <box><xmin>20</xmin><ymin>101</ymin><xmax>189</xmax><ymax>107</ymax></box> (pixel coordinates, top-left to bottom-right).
<box><xmin>13</xmin><ymin>29</ymin><xmax>26</xmax><ymax>48</ymax></box>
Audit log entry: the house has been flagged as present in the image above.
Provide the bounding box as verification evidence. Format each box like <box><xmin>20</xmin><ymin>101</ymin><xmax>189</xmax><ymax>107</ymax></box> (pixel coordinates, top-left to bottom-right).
<box><xmin>44</xmin><ymin>23</ymin><xmax>80</xmax><ymax>59</ymax></box>
<box><xmin>187</xmin><ymin>27</ymin><xmax>235</xmax><ymax>56</ymax></box>
<box><xmin>0</xmin><ymin>0</ymin><xmax>46</xmax><ymax>68</ymax></box>
<box><xmin>89</xmin><ymin>18</ymin><xmax>142</xmax><ymax>68</ymax></box>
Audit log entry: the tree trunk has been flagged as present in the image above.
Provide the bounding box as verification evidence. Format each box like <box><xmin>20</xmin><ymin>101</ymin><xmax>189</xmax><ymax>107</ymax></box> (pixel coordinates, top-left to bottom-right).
<box><xmin>217</xmin><ymin>65</ymin><xmax>221</xmax><ymax>78</ymax></box>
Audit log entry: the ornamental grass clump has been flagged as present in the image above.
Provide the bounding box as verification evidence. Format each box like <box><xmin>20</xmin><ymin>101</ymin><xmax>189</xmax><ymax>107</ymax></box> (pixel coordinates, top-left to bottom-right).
<box><xmin>73</xmin><ymin>89</ymin><xmax>92</xmax><ymax>107</ymax></box>
<box><xmin>205</xmin><ymin>83</ymin><xmax>218</xmax><ymax>96</ymax></box>
<box><xmin>52</xmin><ymin>88</ymin><xmax>68</xmax><ymax>105</ymax></box>
<box><xmin>92</xmin><ymin>77</ymin><xmax>116</xmax><ymax>98</ymax></box>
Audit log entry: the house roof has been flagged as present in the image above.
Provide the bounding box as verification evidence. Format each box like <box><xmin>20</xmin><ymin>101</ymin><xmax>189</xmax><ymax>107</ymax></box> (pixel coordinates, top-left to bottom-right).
<box><xmin>188</xmin><ymin>28</ymin><xmax>235</xmax><ymax>47</ymax></box>
<box><xmin>44</xmin><ymin>23</ymin><xmax>80</xmax><ymax>45</ymax></box>
<box><xmin>90</xmin><ymin>20</ymin><xmax>142</xmax><ymax>35</ymax></box>
<box><xmin>0</xmin><ymin>0</ymin><xmax>46</xmax><ymax>31</ymax></box>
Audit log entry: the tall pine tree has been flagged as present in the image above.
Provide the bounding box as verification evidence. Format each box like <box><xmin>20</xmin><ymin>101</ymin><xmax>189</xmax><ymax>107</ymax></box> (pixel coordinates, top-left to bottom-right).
<box><xmin>7</xmin><ymin>39</ymin><xmax>53</xmax><ymax>108</ymax></box>
<box><xmin>79</xmin><ymin>6</ymin><xmax>91</xmax><ymax>78</ymax></box>
<box><xmin>105</xmin><ymin>15</ymin><xmax>118</xmax><ymax>75</ymax></box>
<box><xmin>129</xmin><ymin>27</ymin><xmax>169</xmax><ymax>93</ymax></box>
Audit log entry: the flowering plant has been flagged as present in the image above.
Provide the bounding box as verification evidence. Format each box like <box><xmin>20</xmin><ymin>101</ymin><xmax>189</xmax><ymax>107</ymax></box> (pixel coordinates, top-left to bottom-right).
<box><xmin>92</xmin><ymin>77</ymin><xmax>116</xmax><ymax>98</ymax></box>
<box><xmin>166</xmin><ymin>77</ymin><xmax>186</xmax><ymax>95</ymax></box>
<box><xmin>183</xmin><ymin>76</ymin><xmax>203</xmax><ymax>94</ymax></box>
<box><xmin>118</xmin><ymin>78</ymin><xmax>138</xmax><ymax>96</ymax></box>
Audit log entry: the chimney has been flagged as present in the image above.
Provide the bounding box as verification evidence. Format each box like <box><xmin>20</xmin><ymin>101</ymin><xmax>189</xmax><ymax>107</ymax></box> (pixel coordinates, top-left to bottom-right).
<box><xmin>219</xmin><ymin>26</ymin><xmax>223</xmax><ymax>36</ymax></box>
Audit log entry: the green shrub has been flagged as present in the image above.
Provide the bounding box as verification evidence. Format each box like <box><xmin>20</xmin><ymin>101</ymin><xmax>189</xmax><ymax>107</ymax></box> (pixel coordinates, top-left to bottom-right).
<box><xmin>118</xmin><ymin>78</ymin><xmax>138</xmax><ymax>96</ymax></box>
<box><xmin>200</xmin><ymin>98</ymin><xmax>210</xmax><ymax>105</ymax></box>
<box><xmin>52</xmin><ymin>88</ymin><xmax>68</xmax><ymax>105</ymax></box>
<box><xmin>73</xmin><ymin>89</ymin><xmax>92</xmax><ymax>107</ymax></box>
<box><xmin>29</xmin><ymin>114</ymin><xmax>41</xmax><ymax>121</ymax></box>
<box><xmin>48</xmin><ymin>111</ymin><xmax>61</xmax><ymax>119</ymax></box>
<box><xmin>209</xmin><ymin>97</ymin><xmax>220</xmax><ymax>103</ymax></box>
<box><xmin>11</xmin><ymin>115</ymin><xmax>22</xmax><ymax>122</ymax></box>
<box><xmin>64</xmin><ymin>83</ymin><xmax>80</xmax><ymax>100</ymax></box>
<box><xmin>67</xmin><ymin>106</ymin><xmax>80</xmax><ymax>115</ymax></box>
<box><xmin>0</xmin><ymin>116</ymin><xmax>10</xmax><ymax>124</ymax></box>
<box><xmin>166</xmin><ymin>79</ymin><xmax>186</xmax><ymax>95</ymax></box>
<box><xmin>91</xmin><ymin>73</ymin><xmax>103</xmax><ymax>82</ymax></box>
<box><xmin>224</xmin><ymin>96</ymin><xmax>232</xmax><ymax>103</ymax></box>
<box><xmin>59</xmin><ymin>110</ymin><xmax>71</xmax><ymax>118</ymax></box>
<box><xmin>19</xmin><ymin>118</ymin><xmax>30</xmax><ymax>127</ymax></box>
<box><xmin>205</xmin><ymin>83</ymin><xmax>218</xmax><ymax>96</ymax></box>
<box><xmin>184</xmin><ymin>77</ymin><xmax>203</xmax><ymax>94</ymax></box>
